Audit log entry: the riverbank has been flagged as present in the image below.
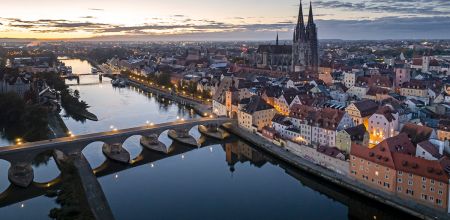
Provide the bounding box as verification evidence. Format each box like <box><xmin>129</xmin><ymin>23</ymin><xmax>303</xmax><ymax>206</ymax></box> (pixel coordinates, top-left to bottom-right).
<box><xmin>126</xmin><ymin>79</ymin><xmax>212</xmax><ymax>116</ymax></box>
<box><xmin>48</xmin><ymin>113</ymin><xmax>69</xmax><ymax>138</ymax></box>
<box><xmin>222</xmin><ymin>123</ymin><xmax>450</xmax><ymax>220</ymax></box>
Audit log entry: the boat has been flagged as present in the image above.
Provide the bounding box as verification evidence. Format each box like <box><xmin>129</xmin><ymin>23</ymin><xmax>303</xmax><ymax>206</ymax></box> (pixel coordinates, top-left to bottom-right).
<box><xmin>111</xmin><ymin>78</ymin><xmax>127</xmax><ymax>88</ymax></box>
<box><xmin>91</xmin><ymin>67</ymin><xmax>98</xmax><ymax>74</ymax></box>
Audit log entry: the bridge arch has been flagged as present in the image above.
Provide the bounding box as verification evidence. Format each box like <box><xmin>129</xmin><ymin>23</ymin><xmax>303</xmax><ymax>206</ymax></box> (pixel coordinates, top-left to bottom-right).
<box><xmin>121</xmin><ymin>135</ymin><xmax>144</xmax><ymax>163</ymax></box>
<box><xmin>82</xmin><ymin>141</ymin><xmax>108</xmax><ymax>170</ymax></box>
<box><xmin>0</xmin><ymin>159</ymin><xmax>10</xmax><ymax>193</ymax></box>
<box><xmin>188</xmin><ymin>125</ymin><xmax>202</xmax><ymax>143</ymax></box>
<box><xmin>31</xmin><ymin>150</ymin><xmax>61</xmax><ymax>185</ymax></box>
<box><xmin>157</xmin><ymin>129</ymin><xmax>174</xmax><ymax>148</ymax></box>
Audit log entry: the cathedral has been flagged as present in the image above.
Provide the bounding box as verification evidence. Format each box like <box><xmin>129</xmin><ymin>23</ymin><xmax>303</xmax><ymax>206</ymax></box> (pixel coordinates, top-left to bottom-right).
<box><xmin>292</xmin><ymin>1</ymin><xmax>319</xmax><ymax>73</ymax></box>
<box><xmin>255</xmin><ymin>1</ymin><xmax>318</xmax><ymax>73</ymax></box>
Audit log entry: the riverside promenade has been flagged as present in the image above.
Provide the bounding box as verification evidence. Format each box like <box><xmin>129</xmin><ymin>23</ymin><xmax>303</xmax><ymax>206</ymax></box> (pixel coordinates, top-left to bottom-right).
<box><xmin>222</xmin><ymin>123</ymin><xmax>450</xmax><ymax>220</ymax></box>
<box><xmin>126</xmin><ymin>79</ymin><xmax>212</xmax><ymax>116</ymax></box>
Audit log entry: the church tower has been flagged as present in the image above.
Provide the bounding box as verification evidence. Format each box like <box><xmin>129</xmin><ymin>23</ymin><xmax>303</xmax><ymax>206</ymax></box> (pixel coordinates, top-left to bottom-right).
<box><xmin>306</xmin><ymin>2</ymin><xmax>319</xmax><ymax>72</ymax></box>
<box><xmin>292</xmin><ymin>1</ymin><xmax>318</xmax><ymax>73</ymax></box>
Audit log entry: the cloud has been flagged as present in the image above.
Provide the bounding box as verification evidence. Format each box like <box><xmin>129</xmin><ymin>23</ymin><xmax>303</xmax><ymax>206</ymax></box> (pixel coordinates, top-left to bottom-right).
<box><xmin>80</xmin><ymin>16</ymin><xmax>96</xmax><ymax>19</ymax></box>
<box><xmin>314</xmin><ymin>0</ymin><xmax>450</xmax><ymax>16</ymax></box>
<box><xmin>1</xmin><ymin>15</ymin><xmax>449</xmax><ymax>40</ymax></box>
<box><xmin>88</xmin><ymin>8</ymin><xmax>104</xmax><ymax>11</ymax></box>
<box><xmin>316</xmin><ymin>16</ymin><xmax>450</xmax><ymax>39</ymax></box>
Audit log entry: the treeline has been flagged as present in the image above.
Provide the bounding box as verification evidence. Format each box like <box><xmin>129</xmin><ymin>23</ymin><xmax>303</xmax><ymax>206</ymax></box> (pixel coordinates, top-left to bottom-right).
<box><xmin>0</xmin><ymin>92</ymin><xmax>49</xmax><ymax>141</ymax></box>
<box><xmin>88</xmin><ymin>47</ymin><xmax>131</xmax><ymax>64</ymax></box>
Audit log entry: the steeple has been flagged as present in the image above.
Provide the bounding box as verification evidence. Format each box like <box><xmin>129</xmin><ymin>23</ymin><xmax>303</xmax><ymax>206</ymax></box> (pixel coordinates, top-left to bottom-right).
<box><xmin>276</xmin><ymin>32</ymin><xmax>279</xmax><ymax>46</ymax></box>
<box><xmin>307</xmin><ymin>1</ymin><xmax>314</xmax><ymax>26</ymax></box>
<box><xmin>295</xmin><ymin>0</ymin><xmax>306</xmax><ymax>42</ymax></box>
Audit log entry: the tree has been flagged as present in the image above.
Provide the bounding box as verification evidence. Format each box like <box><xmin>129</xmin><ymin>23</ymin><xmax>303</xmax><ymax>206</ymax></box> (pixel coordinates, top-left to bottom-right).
<box><xmin>156</xmin><ymin>72</ymin><xmax>171</xmax><ymax>87</ymax></box>
<box><xmin>74</xmin><ymin>90</ymin><xmax>80</xmax><ymax>99</ymax></box>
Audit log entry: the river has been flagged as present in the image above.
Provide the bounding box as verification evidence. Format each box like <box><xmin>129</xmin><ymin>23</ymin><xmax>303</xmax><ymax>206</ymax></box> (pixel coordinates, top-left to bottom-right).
<box><xmin>0</xmin><ymin>58</ymin><xmax>417</xmax><ymax>219</ymax></box>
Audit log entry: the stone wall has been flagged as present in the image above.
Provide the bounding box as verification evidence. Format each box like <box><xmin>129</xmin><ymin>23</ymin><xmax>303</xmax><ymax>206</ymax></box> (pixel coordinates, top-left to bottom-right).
<box><xmin>286</xmin><ymin>140</ymin><xmax>349</xmax><ymax>175</ymax></box>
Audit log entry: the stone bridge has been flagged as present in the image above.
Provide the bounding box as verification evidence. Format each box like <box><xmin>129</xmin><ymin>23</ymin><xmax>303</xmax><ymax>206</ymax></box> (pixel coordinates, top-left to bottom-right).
<box><xmin>0</xmin><ymin>117</ymin><xmax>235</xmax><ymax>187</ymax></box>
<box><xmin>0</xmin><ymin>136</ymin><xmax>238</xmax><ymax>209</ymax></box>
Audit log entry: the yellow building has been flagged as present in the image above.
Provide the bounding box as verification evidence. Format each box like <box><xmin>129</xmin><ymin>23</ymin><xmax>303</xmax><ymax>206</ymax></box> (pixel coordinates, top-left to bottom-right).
<box><xmin>345</xmin><ymin>100</ymin><xmax>378</xmax><ymax>128</ymax></box>
<box><xmin>400</xmin><ymin>81</ymin><xmax>428</xmax><ymax>98</ymax></box>
<box><xmin>238</xmin><ymin>96</ymin><xmax>276</xmax><ymax>132</ymax></box>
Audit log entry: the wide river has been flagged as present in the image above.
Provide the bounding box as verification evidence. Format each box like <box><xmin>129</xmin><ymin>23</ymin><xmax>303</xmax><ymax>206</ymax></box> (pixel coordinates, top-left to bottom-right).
<box><xmin>0</xmin><ymin>58</ymin><xmax>417</xmax><ymax>219</ymax></box>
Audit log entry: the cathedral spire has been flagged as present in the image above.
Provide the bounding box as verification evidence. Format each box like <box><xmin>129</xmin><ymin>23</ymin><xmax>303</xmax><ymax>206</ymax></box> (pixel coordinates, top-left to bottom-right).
<box><xmin>307</xmin><ymin>1</ymin><xmax>314</xmax><ymax>26</ymax></box>
<box><xmin>295</xmin><ymin>0</ymin><xmax>306</xmax><ymax>42</ymax></box>
<box><xmin>276</xmin><ymin>32</ymin><xmax>279</xmax><ymax>46</ymax></box>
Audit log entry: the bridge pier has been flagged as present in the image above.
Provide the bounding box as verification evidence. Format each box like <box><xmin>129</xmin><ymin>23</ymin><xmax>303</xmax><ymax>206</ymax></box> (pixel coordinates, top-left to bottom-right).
<box><xmin>198</xmin><ymin>124</ymin><xmax>229</xmax><ymax>140</ymax></box>
<box><xmin>168</xmin><ymin>128</ymin><xmax>199</xmax><ymax>147</ymax></box>
<box><xmin>8</xmin><ymin>162</ymin><xmax>34</xmax><ymax>188</ymax></box>
<box><xmin>140</xmin><ymin>134</ymin><xmax>169</xmax><ymax>154</ymax></box>
<box><xmin>102</xmin><ymin>143</ymin><xmax>130</xmax><ymax>164</ymax></box>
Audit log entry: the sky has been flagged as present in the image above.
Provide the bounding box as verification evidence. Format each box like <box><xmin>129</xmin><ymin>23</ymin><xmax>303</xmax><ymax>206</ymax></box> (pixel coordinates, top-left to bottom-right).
<box><xmin>0</xmin><ymin>0</ymin><xmax>449</xmax><ymax>40</ymax></box>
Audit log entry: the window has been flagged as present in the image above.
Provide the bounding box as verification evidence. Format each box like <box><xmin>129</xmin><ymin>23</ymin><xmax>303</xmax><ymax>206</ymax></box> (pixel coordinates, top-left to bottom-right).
<box><xmin>398</xmin><ymin>171</ymin><xmax>403</xmax><ymax>175</ymax></box>
<box><xmin>422</xmin><ymin>177</ymin><xmax>426</xmax><ymax>182</ymax></box>
<box><xmin>406</xmin><ymin>189</ymin><xmax>414</xmax><ymax>196</ymax></box>
<box><xmin>430</xmin><ymin>187</ymin><xmax>435</xmax><ymax>192</ymax></box>
<box><xmin>436</xmin><ymin>199</ymin><xmax>443</xmax><ymax>206</ymax></box>
<box><xmin>408</xmin><ymin>173</ymin><xmax>413</xmax><ymax>178</ymax></box>
<box><xmin>408</xmin><ymin>180</ymin><xmax>413</xmax><ymax>186</ymax></box>
<box><xmin>397</xmin><ymin>186</ymin><xmax>402</xmax><ymax>192</ymax></box>
<box><xmin>397</xmin><ymin>178</ymin><xmax>402</xmax><ymax>183</ymax></box>
<box><xmin>421</xmin><ymin>194</ymin><xmax>428</xmax><ymax>200</ymax></box>
<box><xmin>429</xmin><ymin>196</ymin><xmax>434</xmax><ymax>202</ymax></box>
<box><xmin>438</xmin><ymin>190</ymin><xmax>443</xmax><ymax>195</ymax></box>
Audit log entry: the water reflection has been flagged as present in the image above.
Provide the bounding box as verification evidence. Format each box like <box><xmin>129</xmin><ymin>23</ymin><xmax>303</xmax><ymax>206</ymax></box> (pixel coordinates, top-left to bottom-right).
<box><xmin>32</xmin><ymin>151</ymin><xmax>60</xmax><ymax>184</ymax></box>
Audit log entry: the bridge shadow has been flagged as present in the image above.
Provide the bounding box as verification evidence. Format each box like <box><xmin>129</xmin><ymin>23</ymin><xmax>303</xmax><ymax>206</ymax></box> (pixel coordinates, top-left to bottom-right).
<box><xmin>0</xmin><ymin>133</ymin><xmax>237</xmax><ymax>209</ymax></box>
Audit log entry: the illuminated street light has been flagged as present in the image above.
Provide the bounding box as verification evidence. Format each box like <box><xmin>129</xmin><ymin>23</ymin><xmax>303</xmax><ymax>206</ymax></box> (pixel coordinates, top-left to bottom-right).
<box><xmin>150</xmin><ymin>163</ymin><xmax>154</xmax><ymax>168</ymax></box>
<box><xmin>181</xmin><ymin>154</ymin><xmax>185</xmax><ymax>159</ymax></box>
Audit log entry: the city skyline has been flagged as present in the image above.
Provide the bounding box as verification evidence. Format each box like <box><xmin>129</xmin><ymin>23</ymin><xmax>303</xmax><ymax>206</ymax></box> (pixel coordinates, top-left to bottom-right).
<box><xmin>0</xmin><ymin>0</ymin><xmax>449</xmax><ymax>41</ymax></box>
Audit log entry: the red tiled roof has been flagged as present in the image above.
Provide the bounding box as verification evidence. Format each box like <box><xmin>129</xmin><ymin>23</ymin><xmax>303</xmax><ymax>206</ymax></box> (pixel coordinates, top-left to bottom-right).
<box><xmin>352</xmin><ymin>134</ymin><xmax>450</xmax><ymax>182</ymax></box>
<box><xmin>352</xmin><ymin>100</ymin><xmax>379</xmax><ymax>117</ymax></box>
<box><xmin>392</xmin><ymin>153</ymin><xmax>449</xmax><ymax>183</ymax></box>
<box><xmin>400</xmin><ymin>123</ymin><xmax>435</xmax><ymax>145</ymax></box>
<box><xmin>351</xmin><ymin>133</ymin><xmax>415</xmax><ymax>169</ymax></box>
<box><xmin>374</xmin><ymin>106</ymin><xmax>397</xmax><ymax>122</ymax></box>
<box><xmin>412</xmin><ymin>58</ymin><xmax>423</xmax><ymax>66</ymax></box>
